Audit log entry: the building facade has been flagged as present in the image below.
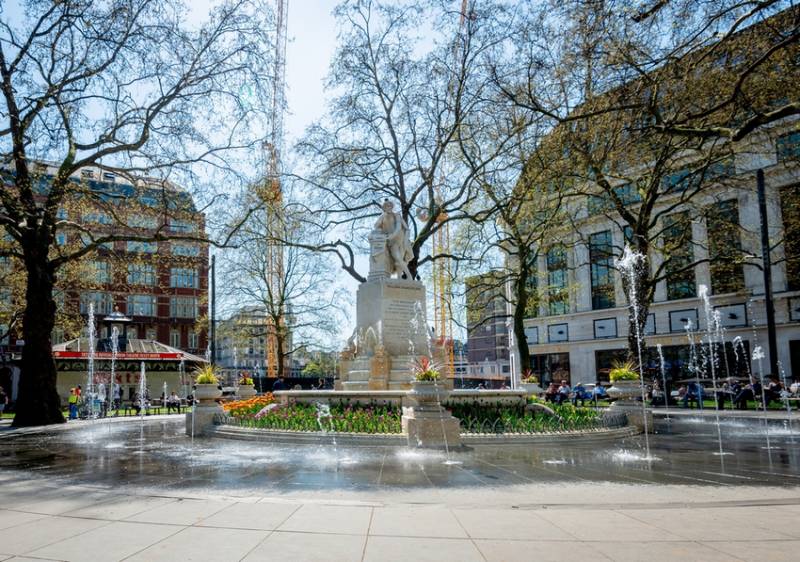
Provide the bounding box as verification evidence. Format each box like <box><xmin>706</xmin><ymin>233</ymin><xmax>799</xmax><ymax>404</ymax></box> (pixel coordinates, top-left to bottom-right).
<box><xmin>465</xmin><ymin>272</ymin><xmax>510</xmax><ymax>386</ymax></box>
<box><xmin>520</xmin><ymin>127</ymin><xmax>800</xmax><ymax>386</ymax></box>
<box><xmin>0</xmin><ymin>164</ymin><xmax>209</xmax><ymax>401</ymax></box>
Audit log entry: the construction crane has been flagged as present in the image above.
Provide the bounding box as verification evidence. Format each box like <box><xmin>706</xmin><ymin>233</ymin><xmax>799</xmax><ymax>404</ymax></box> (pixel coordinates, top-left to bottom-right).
<box><xmin>264</xmin><ymin>0</ymin><xmax>289</xmax><ymax>379</ymax></box>
<box><xmin>431</xmin><ymin>0</ymin><xmax>469</xmax><ymax>385</ymax></box>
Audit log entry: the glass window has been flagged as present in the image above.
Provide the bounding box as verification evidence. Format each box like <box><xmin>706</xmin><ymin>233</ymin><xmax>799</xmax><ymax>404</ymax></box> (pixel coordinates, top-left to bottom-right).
<box><xmin>170</xmin><ymin>296</ymin><xmax>197</xmax><ymax>318</ymax></box>
<box><xmin>90</xmin><ymin>261</ymin><xmax>110</xmax><ymax>284</ymax></box>
<box><xmin>169</xmin><ymin>219</ymin><xmax>195</xmax><ymax>233</ymax></box>
<box><xmin>127</xmin><ymin>263</ymin><xmax>156</xmax><ymax>286</ymax></box>
<box><xmin>82</xmin><ymin>211</ymin><xmax>112</xmax><ymax>225</ymax></box>
<box><xmin>777</xmin><ymin>130</ymin><xmax>800</xmax><ymax>162</ymax></box>
<box><xmin>172</xmin><ymin>243</ymin><xmax>200</xmax><ymax>257</ymax></box>
<box><xmin>128</xmin><ymin>215</ymin><xmax>159</xmax><ymax>229</ymax></box>
<box><xmin>55</xmin><ymin>232</ymin><xmax>67</xmax><ymax>246</ymax></box>
<box><xmin>170</xmin><ymin>268</ymin><xmax>198</xmax><ymax>288</ymax></box>
<box><xmin>780</xmin><ymin>184</ymin><xmax>800</xmax><ymax>290</ymax></box>
<box><xmin>589</xmin><ymin>230</ymin><xmax>615</xmax><ymax>310</ymax></box>
<box><xmin>80</xmin><ymin>292</ymin><xmax>113</xmax><ymax>315</ymax></box>
<box><xmin>663</xmin><ymin>212</ymin><xmax>696</xmax><ymax>300</ymax></box>
<box><xmin>189</xmin><ymin>332</ymin><xmax>199</xmax><ymax>349</ymax></box>
<box><xmin>708</xmin><ymin>199</ymin><xmax>744</xmax><ymax>294</ymax></box>
<box><xmin>170</xmin><ymin>329</ymin><xmax>181</xmax><ymax>348</ymax></box>
<box><xmin>546</xmin><ymin>247</ymin><xmax>569</xmax><ymax>316</ymax></box>
<box><xmin>127</xmin><ymin>294</ymin><xmax>157</xmax><ymax>317</ymax></box>
<box><xmin>126</xmin><ymin>241</ymin><xmax>157</xmax><ymax>253</ymax></box>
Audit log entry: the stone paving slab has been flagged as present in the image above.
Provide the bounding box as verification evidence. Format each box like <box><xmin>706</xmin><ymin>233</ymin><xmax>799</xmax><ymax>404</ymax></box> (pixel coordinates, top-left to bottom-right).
<box><xmin>243</xmin><ymin>531</ymin><xmax>367</xmax><ymax>562</ymax></box>
<box><xmin>27</xmin><ymin>521</ymin><xmax>181</xmax><ymax>562</ymax></box>
<box><xmin>0</xmin><ymin>485</ymin><xmax>797</xmax><ymax>561</ymax></box>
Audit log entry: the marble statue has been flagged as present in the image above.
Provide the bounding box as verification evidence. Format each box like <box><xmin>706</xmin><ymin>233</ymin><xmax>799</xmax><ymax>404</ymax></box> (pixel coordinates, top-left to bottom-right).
<box><xmin>373</xmin><ymin>199</ymin><xmax>414</xmax><ymax>279</ymax></box>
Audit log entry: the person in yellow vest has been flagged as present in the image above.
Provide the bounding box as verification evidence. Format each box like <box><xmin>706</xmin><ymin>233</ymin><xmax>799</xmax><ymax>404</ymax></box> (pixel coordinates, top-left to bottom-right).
<box><xmin>68</xmin><ymin>388</ymin><xmax>79</xmax><ymax>420</ymax></box>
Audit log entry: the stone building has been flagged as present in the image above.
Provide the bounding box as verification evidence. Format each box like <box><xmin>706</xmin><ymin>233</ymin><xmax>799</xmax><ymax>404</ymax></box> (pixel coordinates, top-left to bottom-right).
<box><xmin>465</xmin><ymin>272</ymin><xmax>510</xmax><ymax>386</ymax></box>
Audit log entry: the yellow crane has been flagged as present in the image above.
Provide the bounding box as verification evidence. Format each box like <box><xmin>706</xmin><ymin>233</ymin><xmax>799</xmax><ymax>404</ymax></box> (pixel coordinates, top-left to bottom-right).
<box><xmin>265</xmin><ymin>0</ymin><xmax>289</xmax><ymax>379</ymax></box>
<box><xmin>432</xmin><ymin>0</ymin><xmax>469</xmax><ymax>385</ymax></box>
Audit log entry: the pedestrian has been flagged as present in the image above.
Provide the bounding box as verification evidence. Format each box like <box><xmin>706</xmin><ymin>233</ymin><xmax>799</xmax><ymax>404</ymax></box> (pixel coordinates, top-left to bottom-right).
<box><xmin>272</xmin><ymin>377</ymin><xmax>286</xmax><ymax>391</ymax></box>
<box><xmin>68</xmin><ymin>388</ymin><xmax>79</xmax><ymax>420</ymax></box>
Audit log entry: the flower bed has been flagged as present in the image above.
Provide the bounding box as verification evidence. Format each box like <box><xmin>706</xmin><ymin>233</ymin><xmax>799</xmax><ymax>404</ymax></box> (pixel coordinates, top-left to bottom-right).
<box><xmin>224</xmin><ymin>402</ymin><xmax>402</xmax><ymax>434</ymax></box>
<box><xmin>222</xmin><ymin>394</ymin><xmax>276</xmax><ymax>417</ymax></box>
<box><xmin>450</xmin><ymin>402</ymin><xmax>602</xmax><ymax>434</ymax></box>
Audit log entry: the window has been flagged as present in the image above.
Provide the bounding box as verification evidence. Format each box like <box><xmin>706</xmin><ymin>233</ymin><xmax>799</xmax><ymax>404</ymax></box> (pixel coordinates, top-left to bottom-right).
<box><xmin>80</xmin><ymin>292</ymin><xmax>113</xmax><ymax>315</ymax></box>
<box><xmin>90</xmin><ymin>261</ymin><xmax>110</xmax><ymax>284</ymax></box>
<box><xmin>126</xmin><ymin>240</ymin><xmax>157</xmax><ymax>253</ymax></box>
<box><xmin>663</xmin><ymin>212</ymin><xmax>696</xmax><ymax>300</ymax></box>
<box><xmin>777</xmin><ymin>130</ymin><xmax>800</xmax><ymax>162</ymax></box>
<box><xmin>189</xmin><ymin>332</ymin><xmax>199</xmax><ymax>349</ymax></box>
<box><xmin>146</xmin><ymin>327</ymin><xmax>157</xmax><ymax>341</ymax></box>
<box><xmin>172</xmin><ymin>243</ymin><xmax>200</xmax><ymax>257</ymax></box>
<box><xmin>56</xmin><ymin>232</ymin><xmax>67</xmax><ymax>246</ymax></box>
<box><xmin>589</xmin><ymin>230</ymin><xmax>615</xmax><ymax>310</ymax></box>
<box><xmin>169</xmin><ymin>219</ymin><xmax>195</xmax><ymax>233</ymax></box>
<box><xmin>170</xmin><ymin>267</ymin><xmax>198</xmax><ymax>288</ymax></box>
<box><xmin>781</xmin><ymin>184</ymin><xmax>800</xmax><ymax>290</ymax></box>
<box><xmin>82</xmin><ymin>211</ymin><xmax>112</xmax><ymax>225</ymax></box>
<box><xmin>0</xmin><ymin>324</ymin><xmax>9</xmax><ymax>345</ymax></box>
<box><xmin>524</xmin><ymin>266</ymin><xmax>538</xmax><ymax>318</ymax></box>
<box><xmin>127</xmin><ymin>263</ymin><xmax>156</xmax><ymax>285</ymax></box>
<box><xmin>127</xmin><ymin>294</ymin><xmax>157</xmax><ymax>317</ymax></box>
<box><xmin>128</xmin><ymin>215</ymin><xmax>159</xmax><ymax>229</ymax></box>
<box><xmin>708</xmin><ymin>199</ymin><xmax>744</xmax><ymax>294</ymax></box>
<box><xmin>81</xmin><ymin>169</ymin><xmax>95</xmax><ymax>180</ymax></box>
<box><xmin>170</xmin><ymin>329</ymin><xmax>181</xmax><ymax>348</ymax></box>
<box><xmin>546</xmin><ymin>247</ymin><xmax>569</xmax><ymax>316</ymax></box>
<box><xmin>170</xmin><ymin>296</ymin><xmax>197</xmax><ymax>318</ymax></box>
<box><xmin>102</xmin><ymin>172</ymin><xmax>116</xmax><ymax>182</ymax></box>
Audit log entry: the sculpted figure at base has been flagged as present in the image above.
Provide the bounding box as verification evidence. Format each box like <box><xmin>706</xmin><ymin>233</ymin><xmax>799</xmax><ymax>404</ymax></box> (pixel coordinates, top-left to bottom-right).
<box><xmin>374</xmin><ymin>199</ymin><xmax>414</xmax><ymax>279</ymax></box>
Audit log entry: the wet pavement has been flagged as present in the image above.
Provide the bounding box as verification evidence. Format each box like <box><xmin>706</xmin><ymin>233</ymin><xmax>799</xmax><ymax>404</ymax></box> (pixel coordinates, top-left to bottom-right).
<box><xmin>1</xmin><ymin>416</ymin><xmax>800</xmax><ymax>561</ymax></box>
<box><xmin>1</xmin><ymin>415</ymin><xmax>798</xmax><ymax>495</ymax></box>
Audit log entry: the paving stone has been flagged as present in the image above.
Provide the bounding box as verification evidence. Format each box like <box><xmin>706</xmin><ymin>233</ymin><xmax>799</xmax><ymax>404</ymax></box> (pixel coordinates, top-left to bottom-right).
<box><xmin>452</xmin><ymin>507</ymin><xmax>575</xmax><ymax>540</ymax></box>
<box><xmin>0</xmin><ymin>516</ymin><xmax>106</xmax><ymax>556</ymax></box>
<box><xmin>475</xmin><ymin>539</ymin><xmax>611</xmax><ymax>562</ymax></box>
<box><xmin>243</xmin><ymin>531</ymin><xmax>366</xmax><ymax>562</ymax></box>
<box><xmin>701</xmin><ymin>540</ymin><xmax>800</xmax><ymax>562</ymax></box>
<box><xmin>197</xmin><ymin>501</ymin><xmax>300</xmax><ymax>531</ymax></box>
<box><xmin>278</xmin><ymin>504</ymin><xmax>372</xmax><ymax>535</ymax></box>
<box><xmin>125</xmin><ymin>526</ymin><xmax>268</xmax><ymax>562</ymax></box>
<box><xmin>370</xmin><ymin>506</ymin><xmax>467</xmax><ymax>538</ymax></box>
<box><xmin>363</xmin><ymin>536</ymin><xmax>484</xmax><ymax>562</ymax></box>
<box><xmin>28</xmin><ymin>521</ymin><xmax>180</xmax><ymax>562</ymax></box>
<box><xmin>124</xmin><ymin>498</ymin><xmax>229</xmax><ymax>526</ymax></box>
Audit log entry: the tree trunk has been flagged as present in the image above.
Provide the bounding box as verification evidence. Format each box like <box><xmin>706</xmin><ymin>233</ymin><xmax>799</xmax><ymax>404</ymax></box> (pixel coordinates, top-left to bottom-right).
<box><xmin>12</xmin><ymin>247</ymin><xmax>64</xmax><ymax>427</ymax></box>
<box><xmin>513</xmin><ymin>262</ymin><xmax>532</xmax><ymax>372</ymax></box>
<box><xmin>275</xmin><ymin>323</ymin><xmax>285</xmax><ymax>379</ymax></box>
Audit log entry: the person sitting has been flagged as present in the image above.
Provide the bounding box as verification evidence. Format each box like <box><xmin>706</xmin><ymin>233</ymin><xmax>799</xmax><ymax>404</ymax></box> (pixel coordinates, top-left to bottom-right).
<box><xmin>763</xmin><ymin>377</ymin><xmax>782</xmax><ymax>408</ymax></box>
<box><xmin>734</xmin><ymin>381</ymin><xmax>757</xmax><ymax>409</ymax></box>
<box><xmin>555</xmin><ymin>380</ymin><xmax>571</xmax><ymax>405</ymax></box>
<box><xmin>592</xmin><ymin>383</ymin><xmax>608</xmax><ymax>405</ymax></box>
<box><xmin>571</xmin><ymin>383</ymin><xmax>588</xmax><ymax>406</ymax></box>
<box><xmin>682</xmin><ymin>382</ymin><xmax>704</xmax><ymax>409</ymax></box>
<box><xmin>272</xmin><ymin>377</ymin><xmax>286</xmax><ymax>391</ymax></box>
<box><xmin>132</xmin><ymin>393</ymin><xmax>142</xmax><ymax>416</ymax></box>
<box><xmin>166</xmin><ymin>391</ymin><xmax>181</xmax><ymax>414</ymax></box>
<box><xmin>544</xmin><ymin>383</ymin><xmax>558</xmax><ymax>403</ymax></box>
<box><xmin>650</xmin><ymin>380</ymin><xmax>666</xmax><ymax>407</ymax></box>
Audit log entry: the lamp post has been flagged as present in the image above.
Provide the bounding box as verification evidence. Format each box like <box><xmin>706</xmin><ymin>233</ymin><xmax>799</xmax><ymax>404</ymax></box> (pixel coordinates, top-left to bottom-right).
<box><xmin>756</xmin><ymin>169</ymin><xmax>779</xmax><ymax>376</ymax></box>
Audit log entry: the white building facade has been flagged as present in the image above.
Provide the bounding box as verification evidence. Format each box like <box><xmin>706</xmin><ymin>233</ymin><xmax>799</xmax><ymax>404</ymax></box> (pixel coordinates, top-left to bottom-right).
<box><xmin>519</xmin><ymin>124</ymin><xmax>800</xmax><ymax>386</ymax></box>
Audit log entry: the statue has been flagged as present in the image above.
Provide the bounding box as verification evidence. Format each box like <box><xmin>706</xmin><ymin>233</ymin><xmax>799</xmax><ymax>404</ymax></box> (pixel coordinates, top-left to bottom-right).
<box><xmin>373</xmin><ymin>199</ymin><xmax>414</xmax><ymax>279</ymax></box>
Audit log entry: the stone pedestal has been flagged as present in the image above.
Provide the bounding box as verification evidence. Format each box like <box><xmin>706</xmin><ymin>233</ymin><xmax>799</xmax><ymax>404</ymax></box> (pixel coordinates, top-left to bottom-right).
<box><xmin>185</xmin><ymin>384</ymin><xmax>223</xmax><ymax>436</ymax></box>
<box><xmin>401</xmin><ymin>381</ymin><xmax>462</xmax><ymax>449</ymax></box>
<box><xmin>340</xmin><ymin>275</ymin><xmax>429</xmax><ymax>391</ymax></box>
<box><xmin>237</xmin><ymin>385</ymin><xmax>256</xmax><ymax>399</ymax></box>
<box><xmin>611</xmin><ymin>400</ymin><xmax>654</xmax><ymax>433</ymax></box>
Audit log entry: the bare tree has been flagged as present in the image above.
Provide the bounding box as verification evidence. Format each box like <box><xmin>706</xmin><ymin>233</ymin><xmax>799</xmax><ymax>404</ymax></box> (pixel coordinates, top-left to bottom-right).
<box><xmin>0</xmin><ymin>0</ymin><xmax>274</xmax><ymax>426</ymax></box>
<box><xmin>294</xmin><ymin>0</ymin><xmax>521</xmax><ymax>282</ymax></box>
<box><xmin>220</xmin><ymin>197</ymin><xmax>347</xmax><ymax>379</ymax></box>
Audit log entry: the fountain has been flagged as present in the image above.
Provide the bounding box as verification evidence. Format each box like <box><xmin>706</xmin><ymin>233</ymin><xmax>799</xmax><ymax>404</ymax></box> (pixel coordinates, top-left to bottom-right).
<box><xmin>86</xmin><ymin>303</ymin><xmax>96</xmax><ymax>419</ymax></box>
<box><xmin>698</xmin><ymin>285</ymin><xmax>730</xmax><ymax>457</ymax></box>
<box><xmin>613</xmin><ymin>246</ymin><xmax>653</xmax><ymax>458</ymax></box>
<box><xmin>138</xmin><ymin>361</ymin><xmax>147</xmax><ymax>418</ymax></box>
